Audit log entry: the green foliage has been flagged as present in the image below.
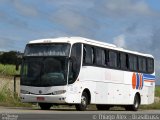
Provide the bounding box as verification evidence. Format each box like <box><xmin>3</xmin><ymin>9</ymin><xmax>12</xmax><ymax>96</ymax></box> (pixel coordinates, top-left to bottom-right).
<box><xmin>0</xmin><ymin>64</ymin><xmax>20</xmax><ymax>76</ymax></box>
<box><xmin>0</xmin><ymin>83</ymin><xmax>31</xmax><ymax>107</ymax></box>
<box><xmin>140</xmin><ymin>103</ymin><xmax>160</xmax><ymax>110</ymax></box>
<box><xmin>155</xmin><ymin>86</ymin><xmax>160</xmax><ymax>97</ymax></box>
<box><xmin>0</xmin><ymin>51</ymin><xmax>22</xmax><ymax>65</ymax></box>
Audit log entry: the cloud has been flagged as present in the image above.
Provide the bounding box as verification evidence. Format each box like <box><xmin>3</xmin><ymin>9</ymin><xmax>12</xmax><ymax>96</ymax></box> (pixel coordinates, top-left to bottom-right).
<box><xmin>149</xmin><ymin>28</ymin><xmax>160</xmax><ymax>84</ymax></box>
<box><xmin>95</xmin><ymin>0</ymin><xmax>157</xmax><ymax>17</ymax></box>
<box><xmin>150</xmin><ymin>28</ymin><xmax>160</xmax><ymax>53</ymax></box>
<box><xmin>46</xmin><ymin>0</ymin><xmax>94</xmax><ymax>9</ymax></box>
<box><xmin>155</xmin><ymin>60</ymin><xmax>160</xmax><ymax>84</ymax></box>
<box><xmin>126</xmin><ymin>26</ymin><xmax>160</xmax><ymax>59</ymax></box>
<box><xmin>12</xmin><ymin>0</ymin><xmax>38</xmax><ymax>17</ymax></box>
<box><xmin>113</xmin><ymin>34</ymin><xmax>126</xmax><ymax>48</ymax></box>
<box><xmin>0</xmin><ymin>0</ymin><xmax>160</xmax><ymax>84</ymax></box>
<box><xmin>50</xmin><ymin>8</ymin><xmax>99</xmax><ymax>38</ymax></box>
<box><xmin>125</xmin><ymin>22</ymin><xmax>138</xmax><ymax>34</ymax></box>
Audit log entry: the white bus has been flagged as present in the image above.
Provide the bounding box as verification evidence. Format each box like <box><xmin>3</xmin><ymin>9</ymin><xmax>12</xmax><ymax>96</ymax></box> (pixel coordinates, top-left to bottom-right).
<box><xmin>20</xmin><ymin>37</ymin><xmax>155</xmax><ymax>111</ymax></box>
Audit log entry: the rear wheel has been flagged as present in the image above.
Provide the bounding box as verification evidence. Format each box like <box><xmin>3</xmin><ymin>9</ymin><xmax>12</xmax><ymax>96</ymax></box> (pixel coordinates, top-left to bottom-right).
<box><xmin>125</xmin><ymin>94</ymin><xmax>140</xmax><ymax>111</ymax></box>
<box><xmin>39</xmin><ymin>103</ymin><xmax>52</xmax><ymax>110</ymax></box>
<box><xmin>96</xmin><ymin>105</ymin><xmax>110</xmax><ymax>110</ymax></box>
<box><xmin>75</xmin><ymin>92</ymin><xmax>89</xmax><ymax>111</ymax></box>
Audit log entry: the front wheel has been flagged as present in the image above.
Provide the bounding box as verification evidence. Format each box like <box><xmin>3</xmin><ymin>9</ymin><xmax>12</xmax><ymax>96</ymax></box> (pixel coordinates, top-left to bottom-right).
<box><xmin>75</xmin><ymin>92</ymin><xmax>89</xmax><ymax>111</ymax></box>
<box><xmin>39</xmin><ymin>103</ymin><xmax>52</xmax><ymax>110</ymax></box>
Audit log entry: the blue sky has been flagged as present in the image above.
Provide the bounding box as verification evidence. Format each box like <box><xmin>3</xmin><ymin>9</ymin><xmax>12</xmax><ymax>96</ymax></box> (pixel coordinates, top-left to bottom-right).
<box><xmin>0</xmin><ymin>0</ymin><xmax>160</xmax><ymax>84</ymax></box>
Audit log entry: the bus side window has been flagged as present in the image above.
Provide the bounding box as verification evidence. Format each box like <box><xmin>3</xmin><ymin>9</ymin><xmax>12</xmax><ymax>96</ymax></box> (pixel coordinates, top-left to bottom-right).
<box><xmin>129</xmin><ymin>55</ymin><xmax>138</xmax><ymax>71</ymax></box>
<box><xmin>83</xmin><ymin>46</ymin><xmax>86</xmax><ymax>64</ymax></box>
<box><xmin>91</xmin><ymin>47</ymin><xmax>95</xmax><ymax>64</ymax></box>
<box><xmin>108</xmin><ymin>50</ymin><xmax>118</xmax><ymax>68</ymax></box>
<box><xmin>147</xmin><ymin>58</ymin><xmax>154</xmax><ymax>73</ymax></box>
<box><xmin>83</xmin><ymin>45</ymin><xmax>95</xmax><ymax>65</ymax></box>
<box><xmin>95</xmin><ymin>48</ymin><xmax>104</xmax><ymax>66</ymax></box>
<box><xmin>105</xmin><ymin>50</ymin><xmax>109</xmax><ymax>66</ymax></box>
<box><xmin>117</xmin><ymin>52</ymin><xmax>121</xmax><ymax>68</ymax></box>
<box><xmin>142</xmin><ymin>58</ymin><xmax>147</xmax><ymax>72</ymax></box>
<box><xmin>102</xmin><ymin>50</ymin><xmax>106</xmax><ymax>66</ymax></box>
<box><xmin>69</xmin><ymin>43</ymin><xmax>82</xmax><ymax>84</ymax></box>
<box><xmin>126</xmin><ymin>54</ymin><xmax>129</xmax><ymax>69</ymax></box>
<box><xmin>120</xmin><ymin>53</ymin><xmax>128</xmax><ymax>70</ymax></box>
<box><xmin>138</xmin><ymin>57</ymin><xmax>147</xmax><ymax>73</ymax></box>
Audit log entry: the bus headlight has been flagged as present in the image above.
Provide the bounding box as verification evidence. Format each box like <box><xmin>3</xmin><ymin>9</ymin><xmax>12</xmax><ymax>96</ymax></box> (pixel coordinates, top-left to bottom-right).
<box><xmin>52</xmin><ymin>90</ymin><xmax>66</xmax><ymax>95</ymax></box>
<box><xmin>21</xmin><ymin>90</ymin><xmax>30</xmax><ymax>94</ymax></box>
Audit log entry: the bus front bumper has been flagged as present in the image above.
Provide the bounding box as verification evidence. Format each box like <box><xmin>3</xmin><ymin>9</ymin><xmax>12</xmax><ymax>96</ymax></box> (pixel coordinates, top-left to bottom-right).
<box><xmin>20</xmin><ymin>94</ymin><xmax>67</xmax><ymax>103</ymax></box>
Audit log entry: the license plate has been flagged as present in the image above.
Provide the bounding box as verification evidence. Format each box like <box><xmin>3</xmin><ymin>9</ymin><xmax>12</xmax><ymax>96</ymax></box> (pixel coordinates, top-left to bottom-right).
<box><xmin>37</xmin><ymin>97</ymin><xmax>45</xmax><ymax>101</ymax></box>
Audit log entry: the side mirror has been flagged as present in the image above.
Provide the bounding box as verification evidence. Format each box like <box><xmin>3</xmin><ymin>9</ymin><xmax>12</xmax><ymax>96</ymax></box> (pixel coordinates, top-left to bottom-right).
<box><xmin>15</xmin><ymin>57</ymin><xmax>22</xmax><ymax>71</ymax></box>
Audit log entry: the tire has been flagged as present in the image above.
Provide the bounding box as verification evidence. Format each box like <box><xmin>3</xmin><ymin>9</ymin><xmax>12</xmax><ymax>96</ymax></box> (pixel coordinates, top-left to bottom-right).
<box><xmin>75</xmin><ymin>92</ymin><xmax>89</xmax><ymax>111</ymax></box>
<box><xmin>125</xmin><ymin>94</ymin><xmax>140</xmax><ymax>111</ymax></box>
<box><xmin>39</xmin><ymin>103</ymin><xmax>52</xmax><ymax>110</ymax></box>
<box><xmin>96</xmin><ymin>105</ymin><xmax>110</xmax><ymax>110</ymax></box>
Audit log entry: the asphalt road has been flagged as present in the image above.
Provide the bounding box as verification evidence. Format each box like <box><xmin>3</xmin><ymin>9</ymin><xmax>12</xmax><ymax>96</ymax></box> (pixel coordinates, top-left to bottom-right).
<box><xmin>0</xmin><ymin>107</ymin><xmax>160</xmax><ymax>120</ymax></box>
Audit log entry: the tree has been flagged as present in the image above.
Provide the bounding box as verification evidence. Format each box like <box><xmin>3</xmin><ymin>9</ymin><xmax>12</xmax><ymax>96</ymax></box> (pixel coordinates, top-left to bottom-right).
<box><xmin>0</xmin><ymin>51</ymin><xmax>22</xmax><ymax>65</ymax></box>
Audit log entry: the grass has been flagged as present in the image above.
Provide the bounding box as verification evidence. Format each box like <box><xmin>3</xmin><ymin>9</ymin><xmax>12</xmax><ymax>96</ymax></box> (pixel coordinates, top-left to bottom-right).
<box><xmin>155</xmin><ymin>86</ymin><xmax>160</xmax><ymax>97</ymax></box>
<box><xmin>0</xmin><ymin>83</ymin><xmax>31</xmax><ymax>107</ymax></box>
<box><xmin>140</xmin><ymin>103</ymin><xmax>160</xmax><ymax>110</ymax></box>
<box><xmin>0</xmin><ymin>64</ymin><xmax>20</xmax><ymax>76</ymax></box>
<box><xmin>0</xmin><ymin>64</ymin><xmax>31</xmax><ymax>107</ymax></box>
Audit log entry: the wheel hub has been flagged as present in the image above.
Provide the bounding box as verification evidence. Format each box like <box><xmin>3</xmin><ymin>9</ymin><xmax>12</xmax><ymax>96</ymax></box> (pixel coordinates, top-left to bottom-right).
<box><xmin>81</xmin><ymin>96</ymin><xmax>87</xmax><ymax>106</ymax></box>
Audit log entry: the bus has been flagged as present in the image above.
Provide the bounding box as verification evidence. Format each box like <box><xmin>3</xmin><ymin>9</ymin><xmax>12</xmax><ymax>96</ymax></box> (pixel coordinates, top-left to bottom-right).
<box><xmin>20</xmin><ymin>37</ymin><xmax>155</xmax><ymax>111</ymax></box>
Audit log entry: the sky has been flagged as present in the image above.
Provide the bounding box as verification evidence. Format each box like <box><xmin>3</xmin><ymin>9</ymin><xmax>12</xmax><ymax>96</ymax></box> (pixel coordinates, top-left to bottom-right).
<box><xmin>0</xmin><ymin>0</ymin><xmax>160</xmax><ymax>84</ymax></box>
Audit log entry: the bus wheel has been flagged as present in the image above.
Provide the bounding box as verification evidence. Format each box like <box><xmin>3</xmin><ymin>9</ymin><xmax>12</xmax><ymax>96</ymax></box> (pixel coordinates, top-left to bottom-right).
<box><xmin>125</xmin><ymin>94</ymin><xmax>140</xmax><ymax>111</ymax></box>
<box><xmin>75</xmin><ymin>92</ymin><xmax>89</xmax><ymax>111</ymax></box>
<box><xmin>39</xmin><ymin>103</ymin><xmax>52</xmax><ymax>110</ymax></box>
<box><xmin>96</xmin><ymin>105</ymin><xmax>110</xmax><ymax>110</ymax></box>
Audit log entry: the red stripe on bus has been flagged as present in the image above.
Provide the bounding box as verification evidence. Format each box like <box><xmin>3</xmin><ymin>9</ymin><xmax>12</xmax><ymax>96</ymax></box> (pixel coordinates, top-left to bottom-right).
<box><xmin>132</xmin><ymin>73</ymin><xmax>136</xmax><ymax>89</ymax></box>
<box><xmin>144</xmin><ymin>80</ymin><xmax>155</xmax><ymax>82</ymax></box>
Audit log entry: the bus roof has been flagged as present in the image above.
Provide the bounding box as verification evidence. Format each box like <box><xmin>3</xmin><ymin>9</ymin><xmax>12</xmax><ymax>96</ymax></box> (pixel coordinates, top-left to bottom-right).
<box><xmin>28</xmin><ymin>37</ymin><xmax>154</xmax><ymax>58</ymax></box>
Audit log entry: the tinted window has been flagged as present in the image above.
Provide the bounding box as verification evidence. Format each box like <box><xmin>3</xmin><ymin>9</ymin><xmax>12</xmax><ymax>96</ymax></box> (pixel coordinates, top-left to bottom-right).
<box><xmin>95</xmin><ymin>48</ymin><xmax>105</xmax><ymax>66</ymax></box>
<box><xmin>83</xmin><ymin>45</ymin><xmax>94</xmax><ymax>64</ymax></box>
<box><xmin>129</xmin><ymin>55</ymin><xmax>137</xmax><ymax>71</ymax></box>
<box><xmin>21</xmin><ymin>57</ymin><xmax>67</xmax><ymax>87</ymax></box>
<box><xmin>24</xmin><ymin>43</ymin><xmax>70</xmax><ymax>56</ymax></box>
<box><xmin>120</xmin><ymin>53</ymin><xmax>128</xmax><ymax>70</ymax></box>
<box><xmin>69</xmin><ymin>43</ymin><xmax>82</xmax><ymax>84</ymax></box>
<box><xmin>109</xmin><ymin>51</ymin><xmax>118</xmax><ymax>68</ymax></box>
<box><xmin>138</xmin><ymin>57</ymin><xmax>147</xmax><ymax>73</ymax></box>
<box><xmin>102</xmin><ymin>50</ymin><xmax>106</xmax><ymax>66</ymax></box>
<box><xmin>82</xmin><ymin>44</ymin><xmax>154</xmax><ymax>74</ymax></box>
<box><xmin>147</xmin><ymin>58</ymin><xmax>154</xmax><ymax>73</ymax></box>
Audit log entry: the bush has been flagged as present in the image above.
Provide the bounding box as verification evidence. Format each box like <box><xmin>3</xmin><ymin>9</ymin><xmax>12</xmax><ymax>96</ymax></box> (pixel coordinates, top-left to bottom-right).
<box><xmin>0</xmin><ymin>64</ymin><xmax>20</xmax><ymax>76</ymax></box>
<box><xmin>0</xmin><ymin>51</ymin><xmax>22</xmax><ymax>65</ymax></box>
<box><xmin>155</xmin><ymin>86</ymin><xmax>160</xmax><ymax>97</ymax></box>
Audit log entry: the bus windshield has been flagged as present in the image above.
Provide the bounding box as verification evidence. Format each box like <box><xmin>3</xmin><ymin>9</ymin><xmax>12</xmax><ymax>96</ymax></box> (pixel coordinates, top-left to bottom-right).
<box><xmin>21</xmin><ymin>43</ymin><xmax>71</xmax><ymax>87</ymax></box>
<box><xmin>24</xmin><ymin>43</ymin><xmax>70</xmax><ymax>56</ymax></box>
<box><xmin>21</xmin><ymin>43</ymin><xmax>82</xmax><ymax>87</ymax></box>
<box><xmin>21</xmin><ymin>57</ymin><xmax>68</xmax><ymax>87</ymax></box>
